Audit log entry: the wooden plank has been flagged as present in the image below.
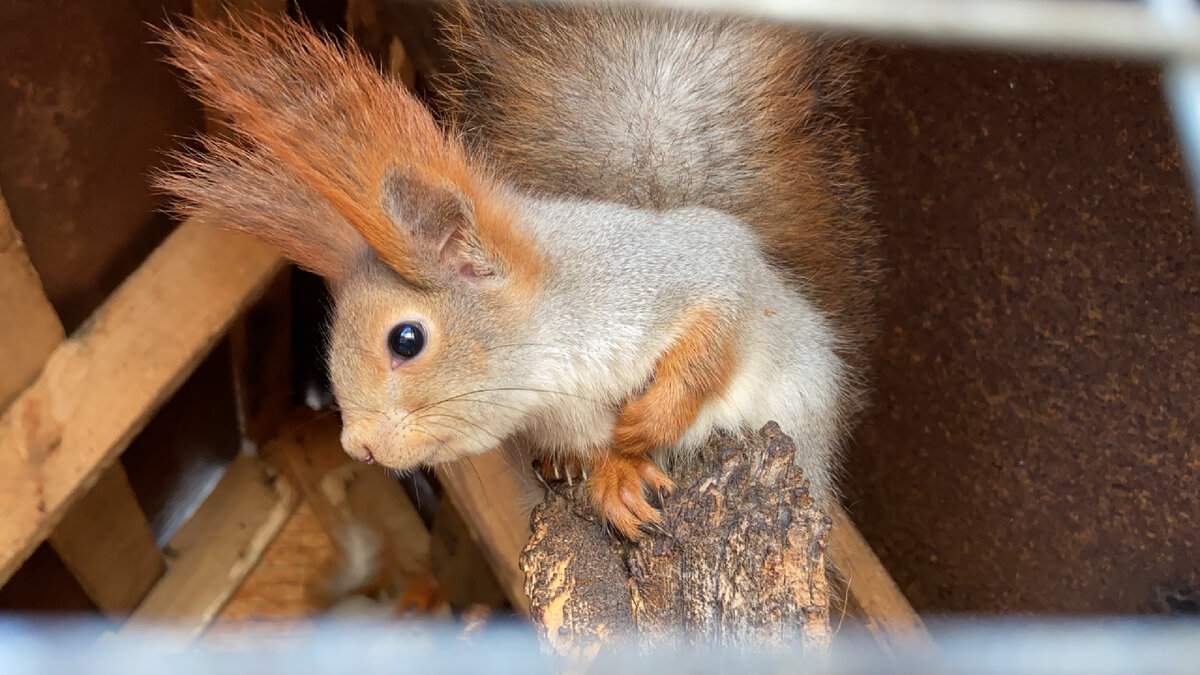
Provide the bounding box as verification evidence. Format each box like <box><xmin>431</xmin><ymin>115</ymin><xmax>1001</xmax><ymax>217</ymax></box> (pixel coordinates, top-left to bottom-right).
<box><xmin>267</xmin><ymin>410</ymin><xmax>529</xmax><ymax>613</ymax></box>
<box><xmin>435</xmin><ymin>449</ymin><xmax>532</xmax><ymax>615</ymax></box>
<box><xmin>123</xmin><ymin>452</ymin><xmax>298</xmax><ymax>639</ymax></box>
<box><xmin>828</xmin><ymin>505</ymin><xmax>934</xmax><ymax>651</ymax></box>
<box><xmin>429</xmin><ymin>491</ymin><xmax>509</xmax><ymax>611</ymax></box>
<box><xmin>1</xmin><ymin>189</ymin><xmax>167</xmax><ymax>613</ymax></box>
<box><xmin>0</xmin><ymin>218</ymin><xmax>284</xmax><ymax>585</ymax></box>
<box><xmin>0</xmin><ymin>189</ymin><xmax>64</xmax><ymax>408</ymax></box>
<box><xmin>210</xmin><ymin>499</ymin><xmax>335</xmax><ymax>623</ymax></box>
<box><xmin>261</xmin><ymin>412</ymin><xmax>367</xmax><ymax>535</ymax></box>
<box><xmin>47</xmin><ymin>464</ymin><xmax>165</xmax><ymax>617</ymax></box>
<box><xmin>203</xmin><ymin>499</ymin><xmax>334</xmax><ymax>644</ymax></box>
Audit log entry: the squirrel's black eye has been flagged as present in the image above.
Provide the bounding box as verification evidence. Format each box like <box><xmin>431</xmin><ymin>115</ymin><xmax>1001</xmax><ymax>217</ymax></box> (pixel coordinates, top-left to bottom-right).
<box><xmin>387</xmin><ymin>323</ymin><xmax>425</xmax><ymax>360</ymax></box>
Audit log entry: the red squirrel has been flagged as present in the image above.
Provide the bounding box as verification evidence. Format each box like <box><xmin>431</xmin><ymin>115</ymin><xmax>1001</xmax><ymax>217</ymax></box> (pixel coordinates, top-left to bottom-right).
<box><xmin>157</xmin><ymin>5</ymin><xmax>879</xmax><ymax>540</ymax></box>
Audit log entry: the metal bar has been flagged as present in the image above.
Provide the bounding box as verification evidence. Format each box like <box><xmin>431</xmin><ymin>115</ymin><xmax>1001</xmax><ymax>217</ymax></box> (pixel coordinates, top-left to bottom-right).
<box><xmin>1151</xmin><ymin>0</ymin><xmax>1200</xmax><ymax>206</ymax></box>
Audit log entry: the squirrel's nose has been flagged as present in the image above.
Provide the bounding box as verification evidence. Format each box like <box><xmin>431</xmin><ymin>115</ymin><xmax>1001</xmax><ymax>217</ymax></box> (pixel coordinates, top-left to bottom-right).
<box><xmin>340</xmin><ymin>426</ymin><xmax>377</xmax><ymax>465</ymax></box>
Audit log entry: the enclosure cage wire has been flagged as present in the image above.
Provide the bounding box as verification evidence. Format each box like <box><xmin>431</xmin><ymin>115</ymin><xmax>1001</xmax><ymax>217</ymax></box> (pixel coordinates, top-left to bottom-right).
<box><xmin>4</xmin><ymin>1</ymin><xmax>1199</xmax><ymax>671</ymax></box>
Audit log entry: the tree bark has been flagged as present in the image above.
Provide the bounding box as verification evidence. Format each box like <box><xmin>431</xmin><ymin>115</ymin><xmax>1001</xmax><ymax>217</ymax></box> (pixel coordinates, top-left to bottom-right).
<box><xmin>521</xmin><ymin>422</ymin><xmax>831</xmax><ymax>659</ymax></box>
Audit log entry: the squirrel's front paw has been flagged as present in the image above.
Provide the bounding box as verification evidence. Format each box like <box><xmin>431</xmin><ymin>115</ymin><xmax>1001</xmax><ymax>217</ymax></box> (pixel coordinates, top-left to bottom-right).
<box><xmin>586</xmin><ymin>454</ymin><xmax>675</xmax><ymax>540</ymax></box>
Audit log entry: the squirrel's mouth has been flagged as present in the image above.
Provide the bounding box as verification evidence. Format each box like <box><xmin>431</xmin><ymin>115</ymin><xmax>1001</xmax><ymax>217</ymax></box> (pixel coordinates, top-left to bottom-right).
<box><xmin>339</xmin><ymin>418</ymin><xmax>456</xmax><ymax>471</ymax></box>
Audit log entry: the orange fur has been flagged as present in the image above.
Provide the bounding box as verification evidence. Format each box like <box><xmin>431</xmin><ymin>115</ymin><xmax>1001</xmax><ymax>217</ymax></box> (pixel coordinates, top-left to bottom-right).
<box><xmin>157</xmin><ymin>16</ymin><xmax>541</xmax><ymax>287</ymax></box>
<box><xmin>586</xmin><ymin>452</ymin><xmax>675</xmax><ymax>540</ymax></box>
<box><xmin>612</xmin><ymin>308</ymin><xmax>737</xmax><ymax>456</ymax></box>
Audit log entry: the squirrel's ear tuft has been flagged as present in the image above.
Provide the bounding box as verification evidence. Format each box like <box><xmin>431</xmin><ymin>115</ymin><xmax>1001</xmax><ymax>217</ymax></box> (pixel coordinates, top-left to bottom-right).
<box><xmin>154</xmin><ymin>136</ymin><xmax>368</xmax><ymax>281</ymax></box>
<box><xmin>157</xmin><ymin>16</ymin><xmax>540</xmax><ymax>288</ymax></box>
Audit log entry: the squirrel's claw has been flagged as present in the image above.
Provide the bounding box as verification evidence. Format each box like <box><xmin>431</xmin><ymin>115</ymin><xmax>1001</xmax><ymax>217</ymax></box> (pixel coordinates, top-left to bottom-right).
<box><xmin>586</xmin><ymin>454</ymin><xmax>676</xmax><ymax>541</ymax></box>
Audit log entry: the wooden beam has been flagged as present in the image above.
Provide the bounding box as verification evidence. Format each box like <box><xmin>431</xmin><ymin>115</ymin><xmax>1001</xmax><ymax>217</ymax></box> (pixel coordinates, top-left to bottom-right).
<box><xmin>429</xmin><ymin>491</ymin><xmax>509</xmax><ymax>611</ymax></box>
<box><xmin>0</xmin><ymin>188</ymin><xmax>64</xmax><ymax>408</ymax></box>
<box><xmin>828</xmin><ymin>505</ymin><xmax>934</xmax><ymax>651</ymax></box>
<box><xmin>0</xmin><ymin>218</ymin><xmax>283</xmax><ymax>585</ymax></box>
<box><xmin>1</xmin><ymin>189</ymin><xmax>167</xmax><ymax>614</ymax></box>
<box><xmin>195</xmin><ymin>0</ymin><xmax>295</xmax><ymax>456</ymax></box>
<box><xmin>47</xmin><ymin>464</ymin><xmax>164</xmax><ymax>617</ymax></box>
<box><xmin>265</xmin><ymin>409</ymin><xmax>530</xmax><ymax>613</ymax></box>
<box><xmin>123</xmin><ymin>452</ymin><xmax>298</xmax><ymax>639</ymax></box>
<box><xmin>261</xmin><ymin>411</ymin><xmax>369</xmax><ymax>535</ymax></box>
<box><xmin>435</xmin><ymin>449</ymin><xmax>532</xmax><ymax>615</ymax></box>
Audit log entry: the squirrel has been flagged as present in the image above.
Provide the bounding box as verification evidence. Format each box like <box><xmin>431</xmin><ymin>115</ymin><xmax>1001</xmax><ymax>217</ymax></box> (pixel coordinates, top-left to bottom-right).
<box><xmin>156</xmin><ymin>4</ymin><xmax>879</xmax><ymax>540</ymax></box>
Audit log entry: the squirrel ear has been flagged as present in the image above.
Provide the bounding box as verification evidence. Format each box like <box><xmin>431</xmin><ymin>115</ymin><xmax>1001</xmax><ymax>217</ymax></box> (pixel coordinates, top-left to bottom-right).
<box><xmin>381</xmin><ymin>168</ymin><xmax>492</xmax><ymax>280</ymax></box>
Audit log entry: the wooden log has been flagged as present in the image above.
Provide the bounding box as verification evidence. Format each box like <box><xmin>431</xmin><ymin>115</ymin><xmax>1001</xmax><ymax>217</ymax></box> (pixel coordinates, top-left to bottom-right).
<box><xmin>123</xmin><ymin>451</ymin><xmax>298</xmax><ymax>640</ymax></box>
<box><xmin>521</xmin><ymin>423</ymin><xmax>832</xmax><ymax>658</ymax></box>
<box><xmin>0</xmin><ymin>218</ymin><xmax>283</xmax><ymax>585</ymax></box>
<box><xmin>1</xmin><ymin>189</ymin><xmax>167</xmax><ymax>614</ymax></box>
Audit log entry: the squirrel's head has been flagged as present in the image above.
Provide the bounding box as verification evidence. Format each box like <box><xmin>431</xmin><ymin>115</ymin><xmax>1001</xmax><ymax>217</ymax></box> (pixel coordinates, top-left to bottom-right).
<box><xmin>324</xmin><ymin>172</ymin><xmax>544</xmax><ymax>470</ymax></box>
<box><xmin>156</xmin><ymin>16</ymin><xmax>544</xmax><ymax>470</ymax></box>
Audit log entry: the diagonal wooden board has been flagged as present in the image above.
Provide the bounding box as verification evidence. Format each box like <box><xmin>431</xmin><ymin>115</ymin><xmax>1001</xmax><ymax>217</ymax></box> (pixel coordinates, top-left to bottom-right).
<box><xmin>828</xmin><ymin>505</ymin><xmax>933</xmax><ymax>651</ymax></box>
<box><xmin>121</xmin><ymin>451</ymin><xmax>298</xmax><ymax>640</ymax></box>
<box><xmin>1</xmin><ymin>189</ymin><xmax>166</xmax><ymax>615</ymax></box>
<box><xmin>0</xmin><ymin>189</ymin><xmax>64</xmax><ymax>408</ymax></box>
<box><xmin>0</xmin><ymin>218</ymin><xmax>283</xmax><ymax>584</ymax></box>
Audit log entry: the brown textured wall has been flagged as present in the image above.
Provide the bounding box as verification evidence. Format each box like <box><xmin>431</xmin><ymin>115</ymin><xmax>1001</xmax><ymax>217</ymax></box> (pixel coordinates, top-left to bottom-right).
<box><xmin>0</xmin><ymin>0</ymin><xmax>201</xmax><ymax>330</ymax></box>
<box><xmin>847</xmin><ymin>47</ymin><xmax>1200</xmax><ymax>614</ymax></box>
